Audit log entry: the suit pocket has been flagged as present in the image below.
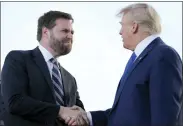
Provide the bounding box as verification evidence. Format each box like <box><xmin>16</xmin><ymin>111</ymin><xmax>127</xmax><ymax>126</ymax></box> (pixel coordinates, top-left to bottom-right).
<box><xmin>134</xmin><ymin>80</ymin><xmax>150</xmax><ymax>98</ymax></box>
<box><xmin>136</xmin><ymin>79</ymin><xmax>149</xmax><ymax>87</ymax></box>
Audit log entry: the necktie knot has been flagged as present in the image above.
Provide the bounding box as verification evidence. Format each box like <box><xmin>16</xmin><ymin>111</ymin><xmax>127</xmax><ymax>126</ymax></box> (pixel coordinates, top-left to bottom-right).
<box><xmin>131</xmin><ymin>52</ymin><xmax>137</xmax><ymax>63</ymax></box>
<box><xmin>50</xmin><ymin>58</ymin><xmax>57</xmax><ymax>65</ymax></box>
<box><xmin>123</xmin><ymin>52</ymin><xmax>137</xmax><ymax>75</ymax></box>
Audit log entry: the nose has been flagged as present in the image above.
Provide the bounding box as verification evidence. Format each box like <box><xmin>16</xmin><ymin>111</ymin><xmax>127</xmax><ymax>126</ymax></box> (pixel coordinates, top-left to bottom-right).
<box><xmin>119</xmin><ymin>28</ymin><xmax>123</xmax><ymax>36</ymax></box>
<box><xmin>67</xmin><ymin>33</ymin><xmax>73</xmax><ymax>39</ymax></box>
<box><xmin>119</xmin><ymin>31</ymin><xmax>122</xmax><ymax>35</ymax></box>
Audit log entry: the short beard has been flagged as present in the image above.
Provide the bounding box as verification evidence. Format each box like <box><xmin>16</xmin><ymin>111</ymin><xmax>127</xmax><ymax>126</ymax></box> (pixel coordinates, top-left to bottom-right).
<box><xmin>49</xmin><ymin>34</ymin><xmax>72</xmax><ymax>57</ymax></box>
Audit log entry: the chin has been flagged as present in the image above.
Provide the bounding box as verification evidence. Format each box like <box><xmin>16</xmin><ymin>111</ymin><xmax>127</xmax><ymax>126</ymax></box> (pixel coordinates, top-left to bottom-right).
<box><xmin>66</xmin><ymin>48</ymin><xmax>72</xmax><ymax>54</ymax></box>
<box><xmin>123</xmin><ymin>43</ymin><xmax>128</xmax><ymax>49</ymax></box>
<box><xmin>61</xmin><ymin>47</ymin><xmax>72</xmax><ymax>56</ymax></box>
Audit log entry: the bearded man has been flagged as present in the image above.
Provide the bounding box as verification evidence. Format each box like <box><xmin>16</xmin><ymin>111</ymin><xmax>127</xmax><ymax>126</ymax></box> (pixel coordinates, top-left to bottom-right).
<box><xmin>1</xmin><ymin>11</ymin><xmax>88</xmax><ymax>126</ymax></box>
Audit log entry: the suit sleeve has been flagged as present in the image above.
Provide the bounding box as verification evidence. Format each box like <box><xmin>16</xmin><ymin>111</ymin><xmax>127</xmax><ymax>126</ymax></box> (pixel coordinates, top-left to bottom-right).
<box><xmin>1</xmin><ymin>51</ymin><xmax>60</xmax><ymax>125</ymax></box>
<box><xmin>149</xmin><ymin>48</ymin><xmax>182</xmax><ymax>126</ymax></box>
<box><xmin>90</xmin><ymin>108</ymin><xmax>111</xmax><ymax>126</ymax></box>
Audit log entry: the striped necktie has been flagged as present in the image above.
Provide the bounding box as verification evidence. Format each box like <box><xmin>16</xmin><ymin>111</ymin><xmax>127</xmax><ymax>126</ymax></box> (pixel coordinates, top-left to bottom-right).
<box><xmin>50</xmin><ymin>58</ymin><xmax>64</xmax><ymax>105</ymax></box>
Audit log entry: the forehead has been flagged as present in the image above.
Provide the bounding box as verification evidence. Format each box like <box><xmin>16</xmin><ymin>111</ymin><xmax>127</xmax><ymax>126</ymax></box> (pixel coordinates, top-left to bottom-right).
<box><xmin>54</xmin><ymin>18</ymin><xmax>73</xmax><ymax>29</ymax></box>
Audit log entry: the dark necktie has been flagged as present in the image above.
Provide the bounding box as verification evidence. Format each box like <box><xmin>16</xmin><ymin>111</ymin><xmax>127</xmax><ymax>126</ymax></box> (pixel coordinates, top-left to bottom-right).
<box><xmin>114</xmin><ymin>52</ymin><xmax>137</xmax><ymax>103</ymax></box>
<box><xmin>123</xmin><ymin>52</ymin><xmax>137</xmax><ymax>76</ymax></box>
<box><xmin>50</xmin><ymin>58</ymin><xmax>64</xmax><ymax>105</ymax></box>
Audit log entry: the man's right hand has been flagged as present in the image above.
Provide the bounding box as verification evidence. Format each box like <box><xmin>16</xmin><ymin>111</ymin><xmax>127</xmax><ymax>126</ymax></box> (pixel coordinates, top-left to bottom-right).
<box><xmin>67</xmin><ymin>105</ymin><xmax>89</xmax><ymax>126</ymax></box>
<box><xmin>58</xmin><ymin>106</ymin><xmax>89</xmax><ymax>126</ymax></box>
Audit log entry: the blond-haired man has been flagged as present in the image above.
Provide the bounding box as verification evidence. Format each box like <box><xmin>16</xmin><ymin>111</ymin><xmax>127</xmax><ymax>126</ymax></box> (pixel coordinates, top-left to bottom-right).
<box><xmin>67</xmin><ymin>3</ymin><xmax>183</xmax><ymax>126</ymax></box>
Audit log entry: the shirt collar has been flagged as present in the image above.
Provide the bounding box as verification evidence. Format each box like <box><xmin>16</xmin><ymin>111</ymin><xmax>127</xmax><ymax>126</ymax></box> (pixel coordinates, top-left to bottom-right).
<box><xmin>134</xmin><ymin>34</ymin><xmax>159</xmax><ymax>57</ymax></box>
<box><xmin>38</xmin><ymin>44</ymin><xmax>54</xmax><ymax>62</ymax></box>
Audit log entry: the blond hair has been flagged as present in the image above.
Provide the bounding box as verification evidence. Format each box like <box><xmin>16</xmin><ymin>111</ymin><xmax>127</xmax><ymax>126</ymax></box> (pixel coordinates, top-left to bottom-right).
<box><xmin>118</xmin><ymin>3</ymin><xmax>161</xmax><ymax>35</ymax></box>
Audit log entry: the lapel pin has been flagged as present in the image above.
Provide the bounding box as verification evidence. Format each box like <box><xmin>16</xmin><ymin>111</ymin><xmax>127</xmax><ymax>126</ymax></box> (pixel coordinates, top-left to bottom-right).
<box><xmin>139</xmin><ymin>57</ymin><xmax>142</xmax><ymax>60</ymax></box>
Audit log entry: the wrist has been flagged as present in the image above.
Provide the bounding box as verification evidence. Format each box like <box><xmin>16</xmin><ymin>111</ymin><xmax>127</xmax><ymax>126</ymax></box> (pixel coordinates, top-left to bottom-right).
<box><xmin>58</xmin><ymin>106</ymin><xmax>65</xmax><ymax>118</ymax></box>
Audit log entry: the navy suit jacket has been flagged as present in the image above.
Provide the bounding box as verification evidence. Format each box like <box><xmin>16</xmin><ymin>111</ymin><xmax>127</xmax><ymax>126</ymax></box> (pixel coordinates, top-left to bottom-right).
<box><xmin>1</xmin><ymin>47</ymin><xmax>84</xmax><ymax>126</ymax></box>
<box><xmin>91</xmin><ymin>37</ymin><xmax>183</xmax><ymax>126</ymax></box>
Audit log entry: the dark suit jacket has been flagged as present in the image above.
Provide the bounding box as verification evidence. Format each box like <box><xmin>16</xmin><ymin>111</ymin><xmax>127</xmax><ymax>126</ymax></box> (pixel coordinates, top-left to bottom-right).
<box><xmin>0</xmin><ymin>81</ymin><xmax>5</xmax><ymax>126</ymax></box>
<box><xmin>1</xmin><ymin>47</ymin><xmax>84</xmax><ymax>126</ymax></box>
<box><xmin>91</xmin><ymin>37</ymin><xmax>183</xmax><ymax>126</ymax></box>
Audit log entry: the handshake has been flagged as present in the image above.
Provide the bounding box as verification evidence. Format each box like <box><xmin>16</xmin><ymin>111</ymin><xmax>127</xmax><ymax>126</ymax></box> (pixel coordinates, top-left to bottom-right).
<box><xmin>58</xmin><ymin>105</ymin><xmax>90</xmax><ymax>126</ymax></box>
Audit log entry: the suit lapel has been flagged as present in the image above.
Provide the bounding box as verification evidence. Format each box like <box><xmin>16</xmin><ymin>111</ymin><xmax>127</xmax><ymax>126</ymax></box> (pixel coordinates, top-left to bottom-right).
<box><xmin>112</xmin><ymin>37</ymin><xmax>162</xmax><ymax>109</ymax></box>
<box><xmin>32</xmin><ymin>47</ymin><xmax>56</xmax><ymax>101</ymax></box>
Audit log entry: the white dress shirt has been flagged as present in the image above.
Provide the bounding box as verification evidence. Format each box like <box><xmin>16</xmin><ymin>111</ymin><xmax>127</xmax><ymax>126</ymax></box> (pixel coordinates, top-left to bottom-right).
<box><xmin>134</xmin><ymin>34</ymin><xmax>159</xmax><ymax>58</ymax></box>
<box><xmin>87</xmin><ymin>34</ymin><xmax>159</xmax><ymax>126</ymax></box>
<box><xmin>38</xmin><ymin>44</ymin><xmax>61</xmax><ymax>79</ymax></box>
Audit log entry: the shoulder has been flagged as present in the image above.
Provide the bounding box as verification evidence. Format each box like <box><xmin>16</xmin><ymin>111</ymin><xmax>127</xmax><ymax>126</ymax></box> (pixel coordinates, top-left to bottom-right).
<box><xmin>159</xmin><ymin>44</ymin><xmax>181</xmax><ymax>63</ymax></box>
<box><xmin>4</xmin><ymin>49</ymin><xmax>34</xmax><ymax>65</ymax></box>
<box><xmin>152</xmin><ymin>42</ymin><xmax>182</xmax><ymax>67</ymax></box>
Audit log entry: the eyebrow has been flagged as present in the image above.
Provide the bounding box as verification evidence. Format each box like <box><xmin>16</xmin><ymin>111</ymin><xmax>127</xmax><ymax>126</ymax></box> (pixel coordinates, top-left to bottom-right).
<box><xmin>61</xmin><ymin>29</ymin><xmax>74</xmax><ymax>34</ymax></box>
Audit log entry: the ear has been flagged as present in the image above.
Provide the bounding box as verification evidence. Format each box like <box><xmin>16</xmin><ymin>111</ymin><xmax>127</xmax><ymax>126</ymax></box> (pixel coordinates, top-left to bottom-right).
<box><xmin>131</xmin><ymin>21</ymin><xmax>138</xmax><ymax>33</ymax></box>
<box><xmin>42</xmin><ymin>27</ymin><xmax>50</xmax><ymax>38</ymax></box>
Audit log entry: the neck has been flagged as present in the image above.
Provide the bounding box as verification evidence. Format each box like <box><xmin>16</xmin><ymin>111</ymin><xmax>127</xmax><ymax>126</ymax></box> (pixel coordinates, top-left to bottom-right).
<box><xmin>132</xmin><ymin>33</ymin><xmax>151</xmax><ymax>50</ymax></box>
<box><xmin>40</xmin><ymin>40</ymin><xmax>58</xmax><ymax>58</ymax></box>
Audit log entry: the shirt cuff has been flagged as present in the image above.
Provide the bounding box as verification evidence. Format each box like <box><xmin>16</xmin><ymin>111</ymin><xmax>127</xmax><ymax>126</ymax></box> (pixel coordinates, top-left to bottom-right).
<box><xmin>87</xmin><ymin>112</ymin><xmax>93</xmax><ymax>126</ymax></box>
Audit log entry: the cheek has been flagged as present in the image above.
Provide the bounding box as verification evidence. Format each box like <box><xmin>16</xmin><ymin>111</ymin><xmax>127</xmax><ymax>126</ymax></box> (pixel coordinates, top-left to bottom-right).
<box><xmin>124</xmin><ymin>29</ymin><xmax>132</xmax><ymax>37</ymax></box>
<box><xmin>53</xmin><ymin>31</ymin><xmax>64</xmax><ymax>39</ymax></box>
<box><xmin>122</xmin><ymin>31</ymin><xmax>128</xmax><ymax>38</ymax></box>
<box><xmin>55</xmin><ymin>34</ymin><xmax>64</xmax><ymax>40</ymax></box>
<box><xmin>121</xmin><ymin>27</ymin><xmax>129</xmax><ymax>37</ymax></box>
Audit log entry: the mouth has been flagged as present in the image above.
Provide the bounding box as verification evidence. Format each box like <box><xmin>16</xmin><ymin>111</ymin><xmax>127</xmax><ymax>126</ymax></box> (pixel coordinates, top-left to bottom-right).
<box><xmin>63</xmin><ymin>39</ymin><xmax>72</xmax><ymax>43</ymax></box>
<box><xmin>63</xmin><ymin>41</ymin><xmax>72</xmax><ymax>45</ymax></box>
<box><xmin>66</xmin><ymin>41</ymin><xmax>72</xmax><ymax>43</ymax></box>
